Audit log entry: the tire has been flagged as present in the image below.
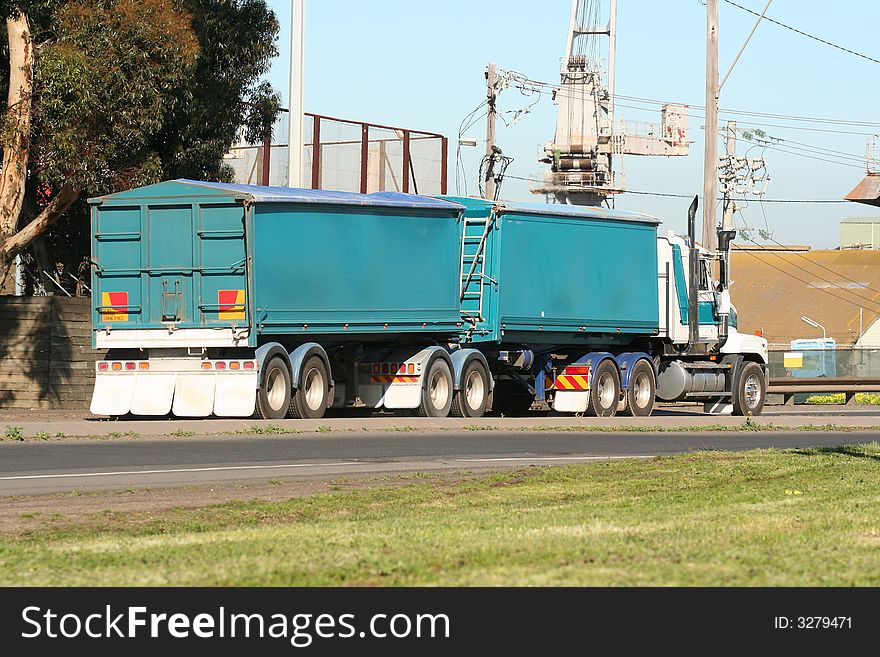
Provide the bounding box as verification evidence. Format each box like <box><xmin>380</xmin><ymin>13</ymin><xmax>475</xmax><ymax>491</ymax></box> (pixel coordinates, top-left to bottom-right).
<box><xmin>491</xmin><ymin>380</ymin><xmax>533</xmax><ymax>417</ymax></box>
<box><xmin>289</xmin><ymin>356</ymin><xmax>330</xmax><ymax>419</ymax></box>
<box><xmin>732</xmin><ymin>361</ymin><xmax>765</xmax><ymax>416</ymax></box>
<box><xmin>586</xmin><ymin>359</ymin><xmax>620</xmax><ymax>417</ymax></box>
<box><xmin>255</xmin><ymin>357</ymin><xmax>291</xmax><ymax>420</ymax></box>
<box><xmin>416</xmin><ymin>357</ymin><xmax>454</xmax><ymax>417</ymax></box>
<box><xmin>451</xmin><ymin>360</ymin><xmax>490</xmax><ymax>418</ymax></box>
<box><xmin>620</xmin><ymin>359</ymin><xmax>656</xmax><ymax>417</ymax></box>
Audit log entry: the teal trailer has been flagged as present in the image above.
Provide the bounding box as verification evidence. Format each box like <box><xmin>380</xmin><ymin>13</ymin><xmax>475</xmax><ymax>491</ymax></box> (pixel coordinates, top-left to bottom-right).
<box><xmin>89</xmin><ymin>180</ymin><xmax>473</xmax><ymax>419</ymax></box>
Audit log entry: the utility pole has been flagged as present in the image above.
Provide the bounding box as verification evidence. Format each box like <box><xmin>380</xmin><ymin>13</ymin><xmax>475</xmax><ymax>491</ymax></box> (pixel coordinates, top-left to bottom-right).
<box><xmin>702</xmin><ymin>0</ymin><xmax>719</xmax><ymax>254</ymax></box>
<box><xmin>287</xmin><ymin>0</ymin><xmax>305</xmax><ymax>187</ymax></box>
<box><xmin>483</xmin><ymin>62</ymin><xmax>498</xmax><ymax>200</ymax></box>
<box><xmin>705</xmin><ymin>0</ymin><xmax>772</xmax><ymax>248</ymax></box>
<box><xmin>722</xmin><ymin>120</ymin><xmax>736</xmax><ymax>232</ymax></box>
<box><xmin>607</xmin><ymin>0</ymin><xmax>617</xmax><ymax>123</ymax></box>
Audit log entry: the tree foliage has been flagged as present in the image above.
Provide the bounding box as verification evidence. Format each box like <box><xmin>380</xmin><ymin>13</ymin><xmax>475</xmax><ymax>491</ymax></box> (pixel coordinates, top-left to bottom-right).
<box><xmin>35</xmin><ymin>0</ymin><xmax>201</xmax><ymax>193</ymax></box>
<box><xmin>0</xmin><ymin>0</ymin><xmax>280</xmax><ymax>291</ymax></box>
<box><xmin>152</xmin><ymin>0</ymin><xmax>280</xmax><ymax>181</ymax></box>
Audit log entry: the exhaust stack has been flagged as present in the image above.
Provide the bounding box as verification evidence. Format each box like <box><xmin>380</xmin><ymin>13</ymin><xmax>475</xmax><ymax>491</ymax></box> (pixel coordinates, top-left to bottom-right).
<box><xmin>687</xmin><ymin>196</ymin><xmax>699</xmax><ymax>348</ymax></box>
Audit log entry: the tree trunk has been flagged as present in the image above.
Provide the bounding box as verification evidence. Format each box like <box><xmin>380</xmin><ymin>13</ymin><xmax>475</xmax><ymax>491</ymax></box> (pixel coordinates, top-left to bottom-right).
<box><xmin>0</xmin><ymin>13</ymin><xmax>33</xmax><ymax>294</ymax></box>
<box><xmin>0</xmin><ymin>183</ymin><xmax>81</xmax><ymax>260</ymax></box>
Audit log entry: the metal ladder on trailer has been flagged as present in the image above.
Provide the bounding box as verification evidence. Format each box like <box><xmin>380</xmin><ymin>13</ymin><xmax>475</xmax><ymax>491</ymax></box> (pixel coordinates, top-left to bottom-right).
<box><xmin>459</xmin><ymin>214</ymin><xmax>494</xmax><ymax>326</ymax></box>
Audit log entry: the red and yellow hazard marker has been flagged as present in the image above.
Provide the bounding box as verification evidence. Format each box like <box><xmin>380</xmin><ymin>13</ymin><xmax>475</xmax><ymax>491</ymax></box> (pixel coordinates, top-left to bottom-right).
<box><xmin>554</xmin><ymin>374</ymin><xmax>590</xmax><ymax>390</ymax></box>
<box><xmin>101</xmin><ymin>291</ymin><xmax>129</xmax><ymax>322</ymax></box>
<box><xmin>218</xmin><ymin>289</ymin><xmax>246</xmax><ymax>320</ymax></box>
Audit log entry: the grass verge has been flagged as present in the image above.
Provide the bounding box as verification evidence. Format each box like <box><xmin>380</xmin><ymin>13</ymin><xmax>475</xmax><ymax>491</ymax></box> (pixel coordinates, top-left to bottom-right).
<box><xmin>3</xmin><ymin>419</ymin><xmax>880</xmax><ymax>441</ymax></box>
<box><xmin>3</xmin><ymin>443</ymin><xmax>880</xmax><ymax>586</ymax></box>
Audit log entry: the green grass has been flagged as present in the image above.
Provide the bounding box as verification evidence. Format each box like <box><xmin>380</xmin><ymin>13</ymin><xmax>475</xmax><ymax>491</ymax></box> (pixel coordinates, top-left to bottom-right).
<box><xmin>232</xmin><ymin>424</ymin><xmax>302</xmax><ymax>435</ymax></box>
<box><xmin>806</xmin><ymin>393</ymin><xmax>880</xmax><ymax>405</ymax></box>
<box><xmin>3</xmin><ymin>444</ymin><xmax>880</xmax><ymax>586</ymax></box>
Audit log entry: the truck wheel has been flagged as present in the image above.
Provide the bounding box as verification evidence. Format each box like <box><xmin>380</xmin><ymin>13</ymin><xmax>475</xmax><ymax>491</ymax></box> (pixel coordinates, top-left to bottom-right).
<box><xmin>289</xmin><ymin>356</ymin><xmax>329</xmax><ymax>419</ymax></box>
<box><xmin>417</xmin><ymin>357</ymin><xmax>454</xmax><ymax>417</ymax></box>
<box><xmin>733</xmin><ymin>361</ymin><xmax>765</xmax><ymax>416</ymax></box>
<box><xmin>620</xmin><ymin>360</ymin><xmax>656</xmax><ymax>417</ymax></box>
<box><xmin>256</xmin><ymin>357</ymin><xmax>291</xmax><ymax>420</ymax></box>
<box><xmin>451</xmin><ymin>360</ymin><xmax>490</xmax><ymax>418</ymax></box>
<box><xmin>586</xmin><ymin>359</ymin><xmax>620</xmax><ymax>417</ymax></box>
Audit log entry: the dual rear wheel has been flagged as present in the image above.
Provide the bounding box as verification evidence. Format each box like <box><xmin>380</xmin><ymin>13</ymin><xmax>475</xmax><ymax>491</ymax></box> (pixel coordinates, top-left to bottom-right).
<box><xmin>586</xmin><ymin>359</ymin><xmax>656</xmax><ymax>418</ymax></box>
<box><xmin>416</xmin><ymin>356</ymin><xmax>490</xmax><ymax>418</ymax></box>
<box><xmin>255</xmin><ymin>356</ymin><xmax>330</xmax><ymax>420</ymax></box>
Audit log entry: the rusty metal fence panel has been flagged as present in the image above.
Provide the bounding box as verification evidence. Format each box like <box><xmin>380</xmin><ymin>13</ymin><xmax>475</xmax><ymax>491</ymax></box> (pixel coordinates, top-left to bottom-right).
<box><xmin>226</xmin><ymin>113</ymin><xmax>447</xmax><ymax>195</ymax></box>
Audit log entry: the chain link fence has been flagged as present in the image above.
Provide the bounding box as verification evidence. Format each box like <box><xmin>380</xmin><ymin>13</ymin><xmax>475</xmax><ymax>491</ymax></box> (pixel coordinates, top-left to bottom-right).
<box><xmin>768</xmin><ymin>348</ymin><xmax>880</xmax><ymax>379</ymax></box>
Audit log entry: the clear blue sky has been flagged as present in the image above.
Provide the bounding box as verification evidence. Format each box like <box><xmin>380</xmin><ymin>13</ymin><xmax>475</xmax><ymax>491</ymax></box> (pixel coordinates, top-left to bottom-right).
<box><xmin>263</xmin><ymin>0</ymin><xmax>880</xmax><ymax>248</ymax></box>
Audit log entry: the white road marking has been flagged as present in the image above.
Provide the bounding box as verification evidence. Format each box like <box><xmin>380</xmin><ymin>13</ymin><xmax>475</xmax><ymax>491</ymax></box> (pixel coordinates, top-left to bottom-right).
<box><xmin>0</xmin><ymin>462</ymin><xmax>362</xmax><ymax>481</ymax></box>
<box><xmin>453</xmin><ymin>455</ymin><xmax>654</xmax><ymax>462</ymax></box>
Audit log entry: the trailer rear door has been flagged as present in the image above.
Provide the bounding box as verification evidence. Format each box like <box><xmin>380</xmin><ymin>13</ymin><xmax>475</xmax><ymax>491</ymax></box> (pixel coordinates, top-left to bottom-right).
<box><xmin>93</xmin><ymin>200</ymin><xmax>250</xmax><ymax>333</ymax></box>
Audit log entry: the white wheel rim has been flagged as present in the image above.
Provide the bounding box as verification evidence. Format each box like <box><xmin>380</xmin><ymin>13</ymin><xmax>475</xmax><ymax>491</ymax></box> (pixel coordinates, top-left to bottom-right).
<box><xmin>597</xmin><ymin>371</ymin><xmax>615</xmax><ymax>409</ymax></box>
<box><xmin>266</xmin><ymin>368</ymin><xmax>286</xmax><ymax>411</ymax></box>
<box><xmin>429</xmin><ymin>368</ymin><xmax>450</xmax><ymax>410</ymax></box>
<box><xmin>633</xmin><ymin>371</ymin><xmax>652</xmax><ymax>408</ymax></box>
<box><xmin>744</xmin><ymin>373</ymin><xmax>762</xmax><ymax>408</ymax></box>
<box><xmin>465</xmin><ymin>369</ymin><xmax>485</xmax><ymax>410</ymax></box>
<box><xmin>303</xmin><ymin>367</ymin><xmax>325</xmax><ymax>411</ymax></box>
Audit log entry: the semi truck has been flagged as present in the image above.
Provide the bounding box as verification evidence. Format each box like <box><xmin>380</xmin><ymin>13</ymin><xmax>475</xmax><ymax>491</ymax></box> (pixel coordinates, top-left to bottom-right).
<box><xmin>88</xmin><ymin>179</ymin><xmax>768</xmax><ymax>419</ymax></box>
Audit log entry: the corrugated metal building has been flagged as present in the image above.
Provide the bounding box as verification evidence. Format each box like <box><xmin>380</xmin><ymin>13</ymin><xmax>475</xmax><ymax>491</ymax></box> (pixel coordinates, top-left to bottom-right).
<box><xmin>730</xmin><ymin>245</ymin><xmax>880</xmax><ymax>348</ymax></box>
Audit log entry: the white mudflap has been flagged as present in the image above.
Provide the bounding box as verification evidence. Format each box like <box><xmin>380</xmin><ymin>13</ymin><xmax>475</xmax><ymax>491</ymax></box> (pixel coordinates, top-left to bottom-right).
<box><xmin>90</xmin><ymin>373</ymin><xmax>136</xmax><ymax>416</ymax></box>
<box><xmin>172</xmin><ymin>374</ymin><xmax>216</xmax><ymax>417</ymax></box>
<box><xmin>382</xmin><ymin>381</ymin><xmax>422</xmax><ymax>409</ymax></box>
<box><xmin>130</xmin><ymin>374</ymin><xmax>176</xmax><ymax>416</ymax></box>
<box><xmin>214</xmin><ymin>372</ymin><xmax>258</xmax><ymax>417</ymax></box>
<box><xmin>554</xmin><ymin>390</ymin><xmax>590</xmax><ymax>414</ymax></box>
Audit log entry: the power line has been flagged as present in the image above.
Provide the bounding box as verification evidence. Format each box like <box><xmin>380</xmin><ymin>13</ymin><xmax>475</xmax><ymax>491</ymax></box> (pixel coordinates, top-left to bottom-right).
<box><xmin>455</xmin><ymin>99</ymin><xmax>489</xmax><ymax>196</ymax></box>
<box><xmin>722</xmin><ymin>0</ymin><xmax>880</xmax><ymax>66</ymax></box>
<box><xmin>504</xmin><ymin>175</ymin><xmax>849</xmax><ymax>203</ymax></box>
<box><xmin>503</xmin><ymin>71</ymin><xmax>880</xmax><ymax>128</ymax></box>
<box><xmin>613</xmin><ymin>100</ymin><xmax>878</xmax><ymax>137</ymax></box>
<box><xmin>735</xmin><ymin>133</ymin><xmax>866</xmax><ymax>170</ymax></box>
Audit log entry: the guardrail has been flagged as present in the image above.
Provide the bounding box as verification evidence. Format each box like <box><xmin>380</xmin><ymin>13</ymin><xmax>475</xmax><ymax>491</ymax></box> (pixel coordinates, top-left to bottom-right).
<box><xmin>768</xmin><ymin>377</ymin><xmax>880</xmax><ymax>405</ymax></box>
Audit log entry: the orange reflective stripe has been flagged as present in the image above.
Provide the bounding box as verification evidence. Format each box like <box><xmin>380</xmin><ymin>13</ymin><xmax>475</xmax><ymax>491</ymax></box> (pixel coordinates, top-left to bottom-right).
<box><xmin>370</xmin><ymin>375</ymin><xmax>420</xmax><ymax>384</ymax></box>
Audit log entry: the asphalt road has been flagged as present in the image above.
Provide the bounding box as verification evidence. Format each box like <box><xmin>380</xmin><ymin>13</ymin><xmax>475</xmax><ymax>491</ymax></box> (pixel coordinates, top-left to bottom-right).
<box><xmin>0</xmin><ymin>430</ymin><xmax>868</xmax><ymax>496</ymax></box>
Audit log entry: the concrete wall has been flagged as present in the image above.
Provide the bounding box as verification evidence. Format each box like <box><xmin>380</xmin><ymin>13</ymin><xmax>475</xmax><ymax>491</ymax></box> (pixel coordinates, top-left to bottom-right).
<box><xmin>0</xmin><ymin>296</ymin><xmax>104</xmax><ymax>409</ymax></box>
